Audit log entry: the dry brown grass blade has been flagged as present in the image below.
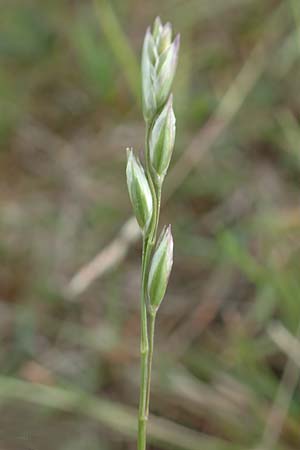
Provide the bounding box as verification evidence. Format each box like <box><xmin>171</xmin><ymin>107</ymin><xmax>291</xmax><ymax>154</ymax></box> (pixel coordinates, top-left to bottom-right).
<box><xmin>268</xmin><ymin>322</ymin><xmax>300</xmax><ymax>367</ymax></box>
<box><xmin>253</xmin><ymin>322</ymin><xmax>300</xmax><ymax>450</ymax></box>
<box><xmin>0</xmin><ymin>376</ymin><xmax>240</xmax><ymax>450</ymax></box>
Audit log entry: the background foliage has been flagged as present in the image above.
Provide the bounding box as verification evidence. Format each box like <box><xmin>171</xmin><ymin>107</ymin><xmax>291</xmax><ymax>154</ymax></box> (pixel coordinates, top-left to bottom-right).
<box><xmin>1</xmin><ymin>0</ymin><xmax>300</xmax><ymax>449</ymax></box>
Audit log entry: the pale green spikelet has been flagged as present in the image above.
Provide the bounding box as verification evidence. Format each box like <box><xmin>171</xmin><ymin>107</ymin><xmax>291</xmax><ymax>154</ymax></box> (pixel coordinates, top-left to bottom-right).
<box><xmin>147</xmin><ymin>225</ymin><xmax>173</xmax><ymax>314</ymax></box>
<box><xmin>126</xmin><ymin>148</ymin><xmax>153</xmax><ymax>233</ymax></box>
<box><xmin>149</xmin><ymin>95</ymin><xmax>176</xmax><ymax>182</ymax></box>
<box><xmin>141</xmin><ymin>18</ymin><xmax>180</xmax><ymax>121</ymax></box>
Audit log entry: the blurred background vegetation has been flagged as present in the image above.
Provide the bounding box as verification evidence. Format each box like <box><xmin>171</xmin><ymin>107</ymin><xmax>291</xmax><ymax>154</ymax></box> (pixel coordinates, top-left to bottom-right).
<box><xmin>1</xmin><ymin>0</ymin><xmax>300</xmax><ymax>449</ymax></box>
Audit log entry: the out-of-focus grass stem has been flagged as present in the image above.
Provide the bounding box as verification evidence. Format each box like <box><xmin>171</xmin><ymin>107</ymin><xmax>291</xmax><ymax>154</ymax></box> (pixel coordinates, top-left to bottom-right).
<box><xmin>94</xmin><ymin>0</ymin><xmax>140</xmax><ymax>101</ymax></box>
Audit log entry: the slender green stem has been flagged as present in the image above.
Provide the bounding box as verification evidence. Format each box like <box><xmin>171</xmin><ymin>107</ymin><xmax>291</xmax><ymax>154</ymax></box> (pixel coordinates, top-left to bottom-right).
<box><xmin>138</xmin><ymin>238</ymin><xmax>149</xmax><ymax>450</ymax></box>
<box><xmin>145</xmin><ymin>311</ymin><xmax>157</xmax><ymax>416</ymax></box>
<box><xmin>145</xmin><ymin>122</ymin><xmax>158</xmax><ymax>244</ymax></box>
<box><xmin>145</xmin><ymin>118</ymin><xmax>162</xmax><ymax>247</ymax></box>
<box><xmin>154</xmin><ymin>183</ymin><xmax>162</xmax><ymax>238</ymax></box>
<box><xmin>139</xmin><ymin>99</ymin><xmax>167</xmax><ymax>449</ymax></box>
<box><xmin>138</xmin><ymin>118</ymin><xmax>161</xmax><ymax>450</ymax></box>
<box><xmin>142</xmin><ymin>119</ymin><xmax>163</xmax><ymax>429</ymax></box>
<box><xmin>138</xmin><ymin>209</ymin><xmax>159</xmax><ymax>450</ymax></box>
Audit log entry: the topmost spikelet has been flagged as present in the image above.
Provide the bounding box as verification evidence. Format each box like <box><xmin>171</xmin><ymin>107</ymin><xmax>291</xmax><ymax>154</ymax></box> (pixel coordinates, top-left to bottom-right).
<box><xmin>141</xmin><ymin>17</ymin><xmax>180</xmax><ymax>122</ymax></box>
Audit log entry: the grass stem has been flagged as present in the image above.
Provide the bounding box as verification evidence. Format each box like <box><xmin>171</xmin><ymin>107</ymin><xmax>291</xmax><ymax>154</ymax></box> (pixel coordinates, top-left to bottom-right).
<box><xmin>138</xmin><ymin>238</ymin><xmax>150</xmax><ymax>450</ymax></box>
<box><xmin>146</xmin><ymin>311</ymin><xmax>157</xmax><ymax>416</ymax></box>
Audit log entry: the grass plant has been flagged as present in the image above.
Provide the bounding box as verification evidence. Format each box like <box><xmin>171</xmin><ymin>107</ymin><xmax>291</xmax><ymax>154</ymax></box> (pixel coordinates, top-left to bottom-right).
<box><xmin>126</xmin><ymin>17</ymin><xmax>180</xmax><ymax>450</ymax></box>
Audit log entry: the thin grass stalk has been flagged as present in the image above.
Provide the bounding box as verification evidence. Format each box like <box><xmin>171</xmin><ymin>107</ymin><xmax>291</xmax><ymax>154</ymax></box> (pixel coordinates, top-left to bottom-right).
<box><xmin>145</xmin><ymin>311</ymin><xmax>157</xmax><ymax>416</ymax></box>
<box><xmin>138</xmin><ymin>238</ymin><xmax>150</xmax><ymax>450</ymax></box>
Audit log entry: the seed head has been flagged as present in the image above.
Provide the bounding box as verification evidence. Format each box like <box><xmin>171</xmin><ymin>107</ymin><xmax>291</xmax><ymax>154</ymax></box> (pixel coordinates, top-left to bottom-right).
<box><xmin>141</xmin><ymin>18</ymin><xmax>180</xmax><ymax>121</ymax></box>
<box><xmin>126</xmin><ymin>149</ymin><xmax>153</xmax><ymax>233</ymax></box>
<box><xmin>147</xmin><ymin>225</ymin><xmax>173</xmax><ymax>313</ymax></box>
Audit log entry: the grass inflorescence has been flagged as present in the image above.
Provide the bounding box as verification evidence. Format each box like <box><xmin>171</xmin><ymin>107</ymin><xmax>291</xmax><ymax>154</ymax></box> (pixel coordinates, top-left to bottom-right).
<box><xmin>126</xmin><ymin>17</ymin><xmax>180</xmax><ymax>450</ymax></box>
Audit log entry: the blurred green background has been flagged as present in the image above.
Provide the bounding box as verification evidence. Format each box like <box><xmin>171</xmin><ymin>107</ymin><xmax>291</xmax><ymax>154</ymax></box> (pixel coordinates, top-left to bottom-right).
<box><xmin>1</xmin><ymin>0</ymin><xmax>300</xmax><ymax>449</ymax></box>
